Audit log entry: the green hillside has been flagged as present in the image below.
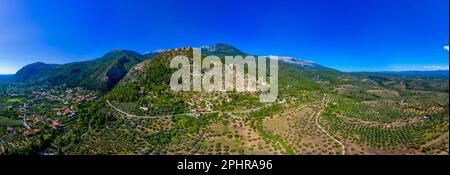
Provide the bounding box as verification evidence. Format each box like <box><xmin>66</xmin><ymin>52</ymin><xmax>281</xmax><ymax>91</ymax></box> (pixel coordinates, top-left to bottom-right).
<box><xmin>10</xmin><ymin>62</ymin><xmax>60</xmax><ymax>83</ymax></box>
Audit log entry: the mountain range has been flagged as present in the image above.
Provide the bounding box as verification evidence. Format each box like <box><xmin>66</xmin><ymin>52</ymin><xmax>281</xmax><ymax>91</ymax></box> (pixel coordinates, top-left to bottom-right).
<box><xmin>4</xmin><ymin>43</ymin><xmax>449</xmax><ymax>92</ymax></box>
<box><xmin>378</xmin><ymin>70</ymin><xmax>449</xmax><ymax>77</ymax></box>
<box><xmin>9</xmin><ymin>50</ymin><xmax>160</xmax><ymax>91</ymax></box>
<box><xmin>6</xmin><ymin>44</ymin><xmax>330</xmax><ymax>91</ymax></box>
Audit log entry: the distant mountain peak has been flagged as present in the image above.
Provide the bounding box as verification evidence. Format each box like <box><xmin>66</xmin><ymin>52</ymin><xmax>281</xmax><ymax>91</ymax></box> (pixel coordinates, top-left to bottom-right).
<box><xmin>108</xmin><ymin>49</ymin><xmax>141</xmax><ymax>53</ymax></box>
<box><xmin>210</xmin><ymin>43</ymin><xmax>241</xmax><ymax>50</ymax></box>
<box><xmin>277</xmin><ymin>56</ymin><xmax>314</xmax><ymax>64</ymax></box>
<box><xmin>31</xmin><ymin>61</ymin><xmax>46</xmax><ymax>64</ymax></box>
<box><xmin>27</xmin><ymin>62</ymin><xmax>56</xmax><ymax>66</ymax></box>
<box><xmin>104</xmin><ymin>49</ymin><xmax>140</xmax><ymax>55</ymax></box>
<box><xmin>153</xmin><ymin>47</ymin><xmax>192</xmax><ymax>54</ymax></box>
<box><xmin>201</xmin><ymin>43</ymin><xmax>246</xmax><ymax>56</ymax></box>
<box><xmin>99</xmin><ymin>49</ymin><xmax>144</xmax><ymax>62</ymax></box>
<box><xmin>212</xmin><ymin>43</ymin><xmax>235</xmax><ymax>48</ymax></box>
<box><xmin>273</xmin><ymin>56</ymin><xmax>327</xmax><ymax>70</ymax></box>
<box><xmin>153</xmin><ymin>49</ymin><xmax>168</xmax><ymax>53</ymax></box>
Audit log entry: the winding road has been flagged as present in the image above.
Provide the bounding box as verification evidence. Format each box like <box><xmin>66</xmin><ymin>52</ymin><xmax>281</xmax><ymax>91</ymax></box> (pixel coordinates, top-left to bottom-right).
<box><xmin>314</xmin><ymin>96</ymin><xmax>346</xmax><ymax>155</ymax></box>
<box><xmin>106</xmin><ymin>100</ymin><xmax>276</xmax><ymax>119</ymax></box>
<box><xmin>106</xmin><ymin>100</ymin><xmax>194</xmax><ymax>119</ymax></box>
<box><xmin>107</xmin><ymin>96</ymin><xmax>347</xmax><ymax>155</ymax></box>
<box><xmin>22</xmin><ymin>111</ymin><xmax>31</xmax><ymax>130</ymax></box>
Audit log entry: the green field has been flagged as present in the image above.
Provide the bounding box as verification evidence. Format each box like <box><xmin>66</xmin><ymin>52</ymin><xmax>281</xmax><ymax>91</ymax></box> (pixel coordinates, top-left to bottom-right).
<box><xmin>7</xmin><ymin>98</ymin><xmax>24</xmax><ymax>103</ymax></box>
<box><xmin>0</xmin><ymin>116</ymin><xmax>22</xmax><ymax>126</ymax></box>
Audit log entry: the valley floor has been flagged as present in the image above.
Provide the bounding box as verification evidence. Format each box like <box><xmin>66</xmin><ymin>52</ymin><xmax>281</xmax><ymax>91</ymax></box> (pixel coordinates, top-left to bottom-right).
<box><xmin>1</xmin><ymin>83</ymin><xmax>449</xmax><ymax>155</ymax></box>
<box><xmin>43</xmin><ymin>93</ymin><xmax>449</xmax><ymax>155</ymax></box>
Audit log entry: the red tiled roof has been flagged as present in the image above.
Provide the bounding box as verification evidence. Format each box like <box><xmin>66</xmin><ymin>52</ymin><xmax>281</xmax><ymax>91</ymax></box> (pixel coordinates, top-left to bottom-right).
<box><xmin>52</xmin><ymin>120</ymin><xmax>61</xmax><ymax>126</ymax></box>
<box><xmin>24</xmin><ymin>131</ymin><xmax>33</xmax><ymax>136</ymax></box>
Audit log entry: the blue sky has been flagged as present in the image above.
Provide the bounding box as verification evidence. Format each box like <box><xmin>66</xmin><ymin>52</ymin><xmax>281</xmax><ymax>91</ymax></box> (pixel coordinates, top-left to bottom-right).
<box><xmin>0</xmin><ymin>0</ymin><xmax>448</xmax><ymax>74</ymax></box>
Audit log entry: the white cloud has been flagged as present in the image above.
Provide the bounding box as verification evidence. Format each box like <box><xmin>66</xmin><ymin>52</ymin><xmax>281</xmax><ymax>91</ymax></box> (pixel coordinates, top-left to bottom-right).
<box><xmin>444</xmin><ymin>45</ymin><xmax>449</xmax><ymax>52</ymax></box>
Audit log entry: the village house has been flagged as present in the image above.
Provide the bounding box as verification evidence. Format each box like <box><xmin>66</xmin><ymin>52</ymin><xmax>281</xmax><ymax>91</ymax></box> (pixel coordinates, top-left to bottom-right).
<box><xmin>64</xmin><ymin>108</ymin><xmax>73</xmax><ymax>116</ymax></box>
<box><xmin>25</xmin><ymin>118</ymin><xmax>33</xmax><ymax>124</ymax></box>
<box><xmin>6</xmin><ymin>127</ymin><xmax>16</xmax><ymax>135</ymax></box>
<box><xmin>23</xmin><ymin>131</ymin><xmax>33</xmax><ymax>137</ymax></box>
<box><xmin>205</xmin><ymin>101</ymin><xmax>213</xmax><ymax>111</ymax></box>
<box><xmin>69</xmin><ymin>112</ymin><xmax>77</xmax><ymax>118</ymax></box>
<box><xmin>278</xmin><ymin>99</ymin><xmax>286</xmax><ymax>104</ymax></box>
<box><xmin>52</xmin><ymin>120</ymin><xmax>62</xmax><ymax>127</ymax></box>
<box><xmin>33</xmin><ymin>129</ymin><xmax>43</xmax><ymax>135</ymax></box>
<box><xmin>140</xmin><ymin>106</ymin><xmax>149</xmax><ymax>111</ymax></box>
<box><xmin>192</xmin><ymin>108</ymin><xmax>206</xmax><ymax>117</ymax></box>
<box><xmin>225</xmin><ymin>96</ymin><xmax>232</xmax><ymax>103</ymax></box>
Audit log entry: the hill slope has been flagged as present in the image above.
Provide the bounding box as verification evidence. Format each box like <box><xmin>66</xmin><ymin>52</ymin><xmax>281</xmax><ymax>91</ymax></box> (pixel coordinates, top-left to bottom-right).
<box><xmin>108</xmin><ymin>45</ymin><xmax>338</xmax><ymax>117</ymax></box>
<box><xmin>0</xmin><ymin>75</ymin><xmax>13</xmax><ymax>84</ymax></box>
<box><xmin>10</xmin><ymin>62</ymin><xmax>60</xmax><ymax>82</ymax></box>
<box><xmin>40</xmin><ymin>50</ymin><xmax>145</xmax><ymax>91</ymax></box>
